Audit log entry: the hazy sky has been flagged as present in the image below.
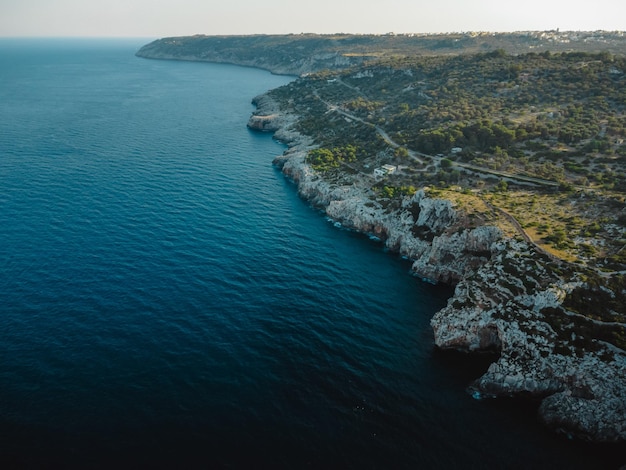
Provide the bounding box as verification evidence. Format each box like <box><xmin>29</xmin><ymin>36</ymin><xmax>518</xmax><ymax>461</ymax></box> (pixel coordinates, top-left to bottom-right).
<box><xmin>0</xmin><ymin>0</ymin><xmax>624</xmax><ymax>38</ymax></box>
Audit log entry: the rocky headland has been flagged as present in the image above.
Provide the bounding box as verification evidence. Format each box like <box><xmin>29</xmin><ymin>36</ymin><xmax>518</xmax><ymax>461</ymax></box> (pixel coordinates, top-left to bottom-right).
<box><xmin>137</xmin><ymin>33</ymin><xmax>626</xmax><ymax>444</ymax></box>
<box><xmin>250</xmin><ymin>93</ymin><xmax>626</xmax><ymax>443</ymax></box>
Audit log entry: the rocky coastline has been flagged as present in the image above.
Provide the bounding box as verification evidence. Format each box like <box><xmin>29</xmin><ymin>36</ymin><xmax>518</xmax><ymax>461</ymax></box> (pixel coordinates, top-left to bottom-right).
<box><xmin>249</xmin><ymin>93</ymin><xmax>626</xmax><ymax>443</ymax></box>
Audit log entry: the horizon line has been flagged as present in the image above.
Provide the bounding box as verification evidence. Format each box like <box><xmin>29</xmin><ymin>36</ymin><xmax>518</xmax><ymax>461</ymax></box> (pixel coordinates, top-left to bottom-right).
<box><xmin>1</xmin><ymin>29</ymin><xmax>626</xmax><ymax>40</ymax></box>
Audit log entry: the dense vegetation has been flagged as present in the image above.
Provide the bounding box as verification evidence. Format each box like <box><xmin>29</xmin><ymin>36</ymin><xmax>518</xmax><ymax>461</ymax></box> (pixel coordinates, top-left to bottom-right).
<box><xmin>280</xmin><ymin>51</ymin><xmax>626</xmax><ymax>189</ymax></box>
<box><xmin>268</xmin><ymin>50</ymin><xmax>626</xmax><ymax>271</ymax></box>
<box><xmin>305</xmin><ymin>145</ymin><xmax>358</xmax><ymax>171</ymax></box>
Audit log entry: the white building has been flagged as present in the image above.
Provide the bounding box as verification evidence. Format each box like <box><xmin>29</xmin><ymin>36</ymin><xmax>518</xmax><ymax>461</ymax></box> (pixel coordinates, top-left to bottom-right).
<box><xmin>374</xmin><ymin>164</ymin><xmax>397</xmax><ymax>177</ymax></box>
<box><xmin>382</xmin><ymin>164</ymin><xmax>397</xmax><ymax>174</ymax></box>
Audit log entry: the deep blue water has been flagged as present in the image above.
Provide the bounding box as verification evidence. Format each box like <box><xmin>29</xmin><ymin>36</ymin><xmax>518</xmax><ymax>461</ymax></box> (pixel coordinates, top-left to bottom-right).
<box><xmin>0</xmin><ymin>39</ymin><xmax>622</xmax><ymax>469</ymax></box>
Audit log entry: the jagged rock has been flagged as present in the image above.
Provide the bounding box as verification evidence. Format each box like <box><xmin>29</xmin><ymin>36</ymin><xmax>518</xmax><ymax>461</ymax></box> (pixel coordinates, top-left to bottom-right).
<box><xmin>431</xmin><ymin>241</ymin><xmax>626</xmax><ymax>441</ymax></box>
<box><xmin>412</xmin><ymin>189</ymin><xmax>457</xmax><ymax>232</ymax></box>
<box><xmin>540</xmin><ymin>378</ymin><xmax>626</xmax><ymax>442</ymax></box>
<box><xmin>250</xmin><ymin>94</ymin><xmax>314</xmax><ymax>149</ymax></box>
<box><xmin>410</xmin><ymin>226</ymin><xmax>502</xmax><ymax>283</ymax></box>
<box><xmin>247</xmin><ymin>94</ymin><xmax>288</xmax><ymax>132</ymax></box>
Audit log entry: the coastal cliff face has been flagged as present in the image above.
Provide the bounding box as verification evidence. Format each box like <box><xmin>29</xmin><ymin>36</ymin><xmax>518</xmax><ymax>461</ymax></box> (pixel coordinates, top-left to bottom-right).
<box><xmin>247</xmin><ymin>94</ymin><xmax>294</xmax><ymax>133</ymax></box>
<box><xmin>432</xmin><ymin>240</ymin><xmax>626</xmax><ymax>441</ymax></box>
<box><xmin>252</xmin><ymin>93</ymin><xmax>626</xmax><ymax>443</ymax></box>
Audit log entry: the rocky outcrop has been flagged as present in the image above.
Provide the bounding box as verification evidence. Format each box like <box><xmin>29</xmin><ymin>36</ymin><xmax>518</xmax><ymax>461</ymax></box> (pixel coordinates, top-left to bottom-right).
<box><xmin>247</xmin><ymin>94</ymin><xmax>289</xmax><ymax>132</ymax></box>
<box><xmin>247</xmin><ymin>114</ymin><xmax>281</xmax><ymax>132</ymax></box>
<box><xmin>252</xmin><ymin>91</ymin><xmax>626</xmax><ymax>443</ymax></box>
<box><xmin>431</xmin><ymin>239</ymin><xmax>626</xmax><ymax>442</ymax></box>
<box><xmin>248</xmin><ymin>94</ymin><xmax>311</xmax><ymax>148</ymax></box>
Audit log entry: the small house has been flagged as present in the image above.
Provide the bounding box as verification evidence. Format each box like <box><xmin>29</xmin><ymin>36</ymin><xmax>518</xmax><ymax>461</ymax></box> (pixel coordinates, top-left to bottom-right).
<box><xmin>382</xmin><ymin>164</ymin><xmax>397</xmax><ymax>174</ymax></box>
<box><xmin>374</xmin><ymin>164</ymin><xmax>398</xmax><ymax>178</ymax></box>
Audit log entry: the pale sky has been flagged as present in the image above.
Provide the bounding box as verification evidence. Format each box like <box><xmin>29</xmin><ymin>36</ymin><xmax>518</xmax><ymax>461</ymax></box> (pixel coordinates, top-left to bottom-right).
<box><xmin>0</xmin><ymin>0</ymin><xmax>624</xmax><ymax>38</ymax></box>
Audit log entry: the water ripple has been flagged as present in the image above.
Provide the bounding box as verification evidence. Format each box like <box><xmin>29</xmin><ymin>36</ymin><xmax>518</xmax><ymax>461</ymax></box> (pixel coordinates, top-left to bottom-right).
<box><xmin>0</xmin><ymin>39</ymin><xmax>620</xmax><ymax>469</ymax></box>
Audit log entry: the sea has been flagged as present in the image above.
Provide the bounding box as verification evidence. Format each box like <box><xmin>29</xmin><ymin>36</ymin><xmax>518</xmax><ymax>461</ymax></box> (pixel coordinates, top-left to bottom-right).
<box><xmin>0</xmin><ymin>38</ymin><xmax>622</xmax><ymax>469</ymax></box>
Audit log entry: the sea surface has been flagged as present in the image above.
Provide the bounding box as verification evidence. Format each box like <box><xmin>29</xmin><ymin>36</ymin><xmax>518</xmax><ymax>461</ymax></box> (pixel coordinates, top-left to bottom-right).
<box><xmin>0</xmin><ymin>39</ymin><xmax>622</xmax><ymax>468</ymax></box>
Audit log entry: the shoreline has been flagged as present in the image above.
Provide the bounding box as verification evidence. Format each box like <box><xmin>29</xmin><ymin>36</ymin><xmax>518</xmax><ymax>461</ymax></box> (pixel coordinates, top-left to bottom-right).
<box><xmin>249</xmin><ymin>92</ymin><xmax>626</xmax><ymax>443</ymax></box>
<box><xmin>134</xmin><ymin>42</ymin><xmax>626</xmax><ymax>443</ymax></box>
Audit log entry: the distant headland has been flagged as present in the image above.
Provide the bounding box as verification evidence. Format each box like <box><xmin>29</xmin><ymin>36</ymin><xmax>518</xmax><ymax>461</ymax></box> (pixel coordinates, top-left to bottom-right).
<box><xmin>136</xmin><ymin>31</ymin><xmax>626</xmax><ymax>76</ymax></box>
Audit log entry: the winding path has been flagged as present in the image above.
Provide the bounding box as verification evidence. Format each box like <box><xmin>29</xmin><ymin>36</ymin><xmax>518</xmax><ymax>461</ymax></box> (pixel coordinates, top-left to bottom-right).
<box><xmin>314</xmin><ymin>80</ymin><xmax>626</xmax><ymax>277</ymax></box>
<box><xmin>319</xmin><ymin>82</ymin><xmax>561</xmax><ymax>185</ymax></box>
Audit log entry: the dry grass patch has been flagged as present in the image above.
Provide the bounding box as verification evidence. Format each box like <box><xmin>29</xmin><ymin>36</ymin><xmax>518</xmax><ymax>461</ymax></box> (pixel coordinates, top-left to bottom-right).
<box><xmin>484</xmin><ymin>190</ymin><xmax>606</xmax><ymax>264</ymax></box>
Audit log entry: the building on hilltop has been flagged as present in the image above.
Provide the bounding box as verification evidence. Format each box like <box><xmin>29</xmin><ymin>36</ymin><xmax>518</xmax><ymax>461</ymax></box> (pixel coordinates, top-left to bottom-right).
<box><xmin>374</xmin><ymin>164</ymin><xmax>397</xmax><ymax>178</ymax></box>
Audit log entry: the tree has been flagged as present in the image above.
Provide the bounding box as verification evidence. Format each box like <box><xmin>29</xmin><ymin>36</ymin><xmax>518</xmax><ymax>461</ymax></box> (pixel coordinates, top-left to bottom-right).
<box><xmin>395</xmin><ymin>147</ymin><xmax>409</xmax><ymax>159</ymax></box>
<box><xmin>494</xmin><ymin>179</ymin><xmax>508</xmax><ymax>192</ymax></box>
<box><xmin>508</xmin><ymin>64</ymin><xmax>522</xmax><ymax>79</ymax></box>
